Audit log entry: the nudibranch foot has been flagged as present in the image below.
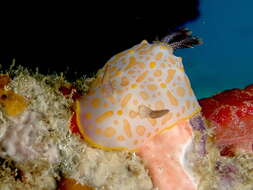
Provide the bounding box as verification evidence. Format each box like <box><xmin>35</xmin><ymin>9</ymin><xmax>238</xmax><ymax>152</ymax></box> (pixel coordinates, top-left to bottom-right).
<box><xmin>137</xmin><ymin>118</ymin><xmax>199</xmax><ymax>190</ymax></box>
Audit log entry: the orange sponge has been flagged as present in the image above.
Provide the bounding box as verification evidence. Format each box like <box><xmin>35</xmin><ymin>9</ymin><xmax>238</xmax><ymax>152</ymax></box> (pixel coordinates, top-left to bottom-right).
<box><xmin>58</xmin><ymin>178</ymin><xmax>93</xmax><ymax>190</ymax></box>
<box><xmin>0</xmin><ymin>89</ymin><xmax>27</xmax><ymax>116</ymax></box>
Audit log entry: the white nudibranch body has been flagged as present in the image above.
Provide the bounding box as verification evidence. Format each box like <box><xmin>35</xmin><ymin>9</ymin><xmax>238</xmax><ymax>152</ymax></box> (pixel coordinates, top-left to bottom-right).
<box><xmin>76</xmin><ymin>40</ymin><xmax>200</xmax><ymax>151</ymax></box>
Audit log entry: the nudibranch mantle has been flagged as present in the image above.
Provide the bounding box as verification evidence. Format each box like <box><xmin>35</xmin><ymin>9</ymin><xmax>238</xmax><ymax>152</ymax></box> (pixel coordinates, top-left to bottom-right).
<box><xmin>76</xmin><ymin>40</ymin><xmax>201</xmax><ymax>151</ymax></box>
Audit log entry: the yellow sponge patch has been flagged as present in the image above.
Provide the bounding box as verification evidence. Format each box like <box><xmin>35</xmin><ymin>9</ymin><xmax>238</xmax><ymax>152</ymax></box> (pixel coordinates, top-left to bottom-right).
<box><xmin>0</xmin><ymin>89</ymin><xmax>27</xmax><ymax>116</ymax></box>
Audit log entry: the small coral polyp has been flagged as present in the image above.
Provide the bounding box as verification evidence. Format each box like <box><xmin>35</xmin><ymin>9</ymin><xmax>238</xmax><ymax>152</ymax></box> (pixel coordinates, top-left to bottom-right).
<box><xmin>76</xmin><ymin>40</ymin><xmax>200</xmax><ymax>151</ymax></box>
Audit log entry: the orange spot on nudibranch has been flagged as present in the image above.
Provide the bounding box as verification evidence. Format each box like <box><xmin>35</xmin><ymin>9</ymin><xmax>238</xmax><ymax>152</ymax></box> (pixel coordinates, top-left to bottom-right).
<box><xmin>136</xmin><ymin>71</ymin><xmax>148</xmax><ymax>83</ymax></box>
<box><xmin>124</xmin><ymin>57</ymin><xmax>145</xmax><ymax>70</ymax></box>
<box><xmin>106</xmin><ymin>96</ymin><xmax>116</xmax><ymax>104</ymax></box>
<box><xmin>184</xmin><ymin>75</ymin><xmax>191</xmax><ymax>89</ymax></box>
<box><xmin>117</xmin><ymin>136</ymin><xmax>125</xmax><ymax>141</ymax></box>
<box><xmin>160</xmin><ymin>83</ymin><xmax>166</xmax><ymax>88</ymax></box>
<box><xmin>155</xmin><ymin>100</ymin><xmax>165</xmax><ymax>110</ymax></box>
<box><xmin>117</xmin><ymin>110</ymin><xmax>123</xmax><ymax>115</ymax></box>
<box><xmin>110</xmin><ymin>66</ymin><xmax>117</xmax><ymax>72</ymax></box>
<box><xmin>153</xmin><ymin>70</ymin><xmax>162</xmax><ymax>77</ymax></box>
<box><xmin>147</xmin><ymin>84</ymin><xmax>157</xmax><ymax>91</ymax></box>
<box><xmin>160</xmin><ymin>45</ymin><xmax>167</xmax><ymax>49</ymax></box>
<box><xmin>129</xmin><ymin>110</ymin><xmax>138</xmax><ymax>118</ymax></box>
<box><xmin>166</xmin><ymin>69</ymin><xmax>176</xmax><ymax>83</ymax></box>
<box><xmin>85</xmin><ymin>112</ymin><xmax>92</xmax><ymax>120</ymax></box>
<box><xmin>133</xmin><ymin>140</ymin><xmax>139</xmax><ymax>145</ymax></box>
<box><xmin>167</xmin><ymin>90</ymin><xmax>178</xmax><ymax>106</ymax></box>
<box><xmin>149</xmin><ymin>61</ymin><xmax>156</xmax><ymax>69</ymax></box>
<box><xmin>137</xmin><ymin>62</ymin><xmax>145</xmax><ymax>69</ymax></box>
<box><xmin>103</xmin><ymin>127</ymin><xmax>116</xmax><ymax>137</ymax></box>
<box><xmin>155</xmin><ymin>52</ymin><xmax>163</xmax><ymax>60</ymax></box>
<box><xmin>96</xmin><ymin>111</ymin><xmax>113</xmax><ymax>123</ymax></box>
<box><xmin>131</xmin><ymin>84</ymin><xmax>137</xmax><ymax>88</ymax></box>
<box><xmin>167</xmin><ymin>56</ymin><xmax>176</xmax><ymax>65</ymax></box>
<box><xmin>176</xmin><ymin>87</ymin><xmax>185</xmax><ymax>97</ymax></box>
<box><xmin>121</xmin><ymin>93</ymin><xmax>132</xmax><ymax>107</ymax></box>
<box><xmin>140</xmin><ymin>91</ymin><xmax>149</xmax><ymax>100</ymax></box>
<box><xmin>91</xmin><ymin>98</ymin><xmax>101</xmax><ymax>108</ymax></box>
<box><xmin>116</xmin><ymin>89</ymin><xmax>123</xmax><ymax>95</ymax></box>
<box><xmin>111</xmin><ymin>71</ymin><xmax>122</xmax><ymax>78</ymax></box>
<box><xmin>161</xmin><ymin>112</ymin><xmax>173</xmax><ymax>125</ymax></box>
<box><xmin>136</xmin><ymin>125</ymin><xmax>146</xmax><ymax>136</ymax></box>
<box><xmin>120</xmin><ymin>76</ymin><xmax>129</xmax><ymax>86</ymax></box>
<box><xmin>128</xmin><ymin>49</ymin><xmax>134</xmax><ymax>53</ymax></box>
<box><xmin>123</xmin><ymin>119</ymin><xmax>132</xmax><ymax>137</ymax></box>
<box><xmin>148</xmin><ymin>118</ymin><xmax>157</xmax><ymax>126</ymax></box>
<box><xmin>128</xmin><ymin>70</ymin><xmax>135</xmax><ymax>75</ymax></box>
<box><xmin>95</xmin><ymin>128</ymin><xmax>102</xmax><ymax>134</ymax></box>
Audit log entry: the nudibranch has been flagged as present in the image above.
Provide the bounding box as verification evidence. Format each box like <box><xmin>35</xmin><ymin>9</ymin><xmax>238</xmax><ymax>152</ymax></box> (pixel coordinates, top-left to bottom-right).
<box><xmin>76</xmin><ymin>29</ymin><xmax>204</xmax><ymax>190</ymax></box>
<box><xmin>76</xmin><ymin>29</ymin><xmax>202</xmax><ymax>151</ymax></box>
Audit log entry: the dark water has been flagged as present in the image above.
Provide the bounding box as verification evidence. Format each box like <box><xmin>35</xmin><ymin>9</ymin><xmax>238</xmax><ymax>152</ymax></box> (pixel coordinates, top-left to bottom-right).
<box><xmin>0</xmin><ymin>1</ymin><xmax>199</xmax><ymax>80</ymax></box>
<box><xmin>2</xmin><ymin>1</ymin><xmax>251</xmax><ymax>99</ymax></box>
<box><xmin>177</xmin><ymin>0</ymin><xmax>253</xmax><ymax>99</ymax></box>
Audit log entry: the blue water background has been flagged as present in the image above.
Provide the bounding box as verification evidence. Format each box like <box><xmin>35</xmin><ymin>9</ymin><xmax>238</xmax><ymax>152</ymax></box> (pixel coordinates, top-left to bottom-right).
<box><xmin>176</xmin><ymin>0</ymin><xmax>253</xmax><ymax>99</ymax></box>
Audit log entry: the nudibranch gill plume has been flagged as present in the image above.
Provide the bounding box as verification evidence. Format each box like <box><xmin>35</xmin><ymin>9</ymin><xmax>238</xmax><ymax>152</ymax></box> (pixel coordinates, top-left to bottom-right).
<box><xmin>76</xmin><ymin>29</ymin><xmax>201</xmax><ymax>151</ymax></box>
